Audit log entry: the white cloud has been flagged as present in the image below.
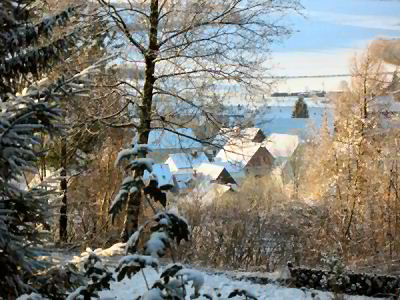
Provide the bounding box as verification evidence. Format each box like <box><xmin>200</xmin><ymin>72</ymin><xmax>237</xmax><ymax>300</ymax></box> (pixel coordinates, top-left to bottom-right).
<box><xmin>308</xmin><ymin>10</ymin><xmax>400</xmax><ymax>31</ymax></box>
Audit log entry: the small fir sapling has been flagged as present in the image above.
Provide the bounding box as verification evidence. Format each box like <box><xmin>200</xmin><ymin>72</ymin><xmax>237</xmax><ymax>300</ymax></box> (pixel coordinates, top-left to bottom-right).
<box><xmin>109</xmin><ymin>143</ymin><xmax>259</xmax><ymax>299</ymax></box>
<box><xmin>67</xmin><ymin>252</ymin><xmax>114</xmax><ymax>300</ymax></box>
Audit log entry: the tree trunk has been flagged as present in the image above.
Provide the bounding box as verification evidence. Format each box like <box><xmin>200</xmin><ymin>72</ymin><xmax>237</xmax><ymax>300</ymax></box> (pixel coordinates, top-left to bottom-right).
<box><xmin>121</xmin><ymin>0</ymin><xmax>159</xmax><ymax>242</ymax></box>
<box><xmin>59</xmin><ymin>136</ymin><xmax>68</xmax><ymax>242</ymax></box>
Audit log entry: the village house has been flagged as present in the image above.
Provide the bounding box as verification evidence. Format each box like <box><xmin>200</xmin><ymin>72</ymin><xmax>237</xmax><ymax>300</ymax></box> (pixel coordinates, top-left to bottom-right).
<box><xmin>214</xmin><ymin>127</ymin><xmax>266</xmax><ymax>147</ymax></box>
<box><xmin>194</xmin><ymin>163</ymin><xmax>237</xmax><ymax>185</ymax></box>
<box><xmin>262</xmin><ymin>133</ymin><xmax>300</xmax><ymax>164</ymax></box>
<box><xmin>143</xmin><ymin>163</ymin><xmax>174</xmax><ymax>190</ymax></box>
<box><xmin>215</xmin><ymin>141</ymin><xmax>275</xmax><ymax>179</ymax></box>
<box><xmin>172</xmin><ymin>173</ymin><xmax>195</xmax><ymax>193</ymax></box>
<box><xmin>146</xmin><ymin>128</ymin><xmax>204</xmax><ymax>162</ymax></box>
<box><xmin>165</xmin><ymin>151</ymin><xmax>210</xmax><ymax>173</ymax></box>
<box><xmin>187</xmin><ymin>181</ymin><xmax>237</xmax><ymax>204</ymax></box>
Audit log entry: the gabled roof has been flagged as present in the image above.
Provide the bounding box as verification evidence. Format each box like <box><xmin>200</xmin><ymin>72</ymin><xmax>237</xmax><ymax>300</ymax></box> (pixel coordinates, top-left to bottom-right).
<box><xmin>173</xmin><ymin>172</ymin><xmax>193</xmax><ymax>189</ymax></box>
<box><xmin>240</xmin><ymin>127</ymin><xmax>264</xmax><ymax>140</ymax></box>
<box><xmin>212</xmin><ymin>160</ymin><xmax>243</xmax><ymax>174</ymax></box>
<box><xmin>166</xmin><ymin>152</ymin><xmax>209</xmax><ymax>170</ymax></box>
<box><xmin>147</xmin><ymin>128</ymin><xmax>203</xmax><ymax>150</ymax></box>
<box><xmin>199</xmin><ymin>182</ymin><xmax>234</xmax><ymax>204</ymax></box>
<box><xmin>262</xmin><ymin>133</ymin><xmax>300</xmax><ymax>158</ymax></box>
<box><xmin>215</xmin><ymin>141</ymin><xmax>264</xmax><ymax>168</ymax></box>
<box><xmin>186</xmin><ymin>180</ymin><xmax>236</xmax><ymax>204</ymax></box>
<box><xmin>202</xmin><ymin>183</ymin><xmax>234</xmax><ymax>203</ymax></box>
<box><xmin>143</xmin><ymin>164</ymin><xmax>174</xmax><ymax>188</ymax></box>
<box><xmin>214</xmin><ymin>127</ymin><xmax>264</xmax><ymax>146</ymax></box>
<box><xmin>194</xmin><ymin>163</ymin><xmax>226</xmax><ymax>180</ymax></box>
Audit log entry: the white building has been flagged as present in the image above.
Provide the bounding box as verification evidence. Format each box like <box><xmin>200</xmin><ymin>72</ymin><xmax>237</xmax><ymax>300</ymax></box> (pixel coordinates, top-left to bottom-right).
<box><xmin>165</xmin><ymin>152</ymin><xmax>209</xmax><ymax>173</ymax></box>
<box><xmin>262</xmin><ymin>133</ymin><xmax>300</xmax><ymax>163</ymax></box>
<box><xmin>143</xmin><ymin>163</ymin><xmax>174</xmax><ymax>190</ymax></box>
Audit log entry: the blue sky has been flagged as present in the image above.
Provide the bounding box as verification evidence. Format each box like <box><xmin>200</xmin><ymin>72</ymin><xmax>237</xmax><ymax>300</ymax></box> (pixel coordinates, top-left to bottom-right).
<box><xmin>269</xmin><ymin>0</ymin><xmax>400</xmax><ymax>92</ymax></box>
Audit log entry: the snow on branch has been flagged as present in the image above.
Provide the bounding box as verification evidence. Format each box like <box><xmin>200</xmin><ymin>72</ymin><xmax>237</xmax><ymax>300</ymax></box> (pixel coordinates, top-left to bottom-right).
<box><xmin>115</xmin><ymin>254</ymin><xmax>159</xmax><ymax>282</ymax></box>
<box><xmin>228</xmin><ymin>289</ymin><xmax>257</xmax><ymax>299</ymax></box>
<box><xmin>109</xmin><ymin>188</ymin><xmax>129</xmax><ymax>223</ymax></box>
<box><xmin>142</xmin><ymin>212</ymin><xmax>190</xmax><ymax>258</ymax></box>
<box><xmin>126</xmin><ymin>225</ymin><xmax>144</xmax><ymax>255</ymax></box>
<box><xmin>176</xmin><ymin>268</ymin><xmax>205</xmax><ymax>297</ymax></box>
<box><xmin>145</xmin><ymin>231</ymin><xmax>170</xmax><ymax>258</ymax></box>
<box><xmin>115</xmin><ymin>148</ymin><xmax>137</xmax><ymax>166</ymax></box>
<box><xmin>127</xmin><ymin>158</ymin><xmax>154</xmax><ymax>173</ymax></box>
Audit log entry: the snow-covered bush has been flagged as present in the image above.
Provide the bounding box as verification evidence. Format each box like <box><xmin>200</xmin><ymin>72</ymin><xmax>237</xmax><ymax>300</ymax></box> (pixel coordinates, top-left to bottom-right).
<box><xmin>67</xmin><ymin>252</ymin><xmax>114</xmax><ymax>300</ymax></box>
<box><xmin>30</xmin><ymin>263</ymin><xmax>84</xmax><ymax>299</ymax></box>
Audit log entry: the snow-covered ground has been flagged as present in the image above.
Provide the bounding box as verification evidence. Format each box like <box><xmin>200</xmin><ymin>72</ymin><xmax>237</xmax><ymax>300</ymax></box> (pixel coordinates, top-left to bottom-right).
<box><xmin>99</xmin><ymin>265</ymin><xmax>376</xmax><ymax>300</ymax></box>
<box><xmin>43</xmin><ymin>245</ymin><xmax>379</xmax><ymax>300</ymax></box>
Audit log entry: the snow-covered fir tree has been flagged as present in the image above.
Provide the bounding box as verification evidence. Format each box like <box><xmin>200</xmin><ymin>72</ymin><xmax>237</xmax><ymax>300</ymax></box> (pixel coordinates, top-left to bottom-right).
<box><xmin>291</xmin><ymin>96</ymin><xmax>309</xmax><ymax>118</ymax></box>
<box><xmin>0</xmin><ymin>1</ymin><xmax>112</xmax><ymax>297</ymax></box>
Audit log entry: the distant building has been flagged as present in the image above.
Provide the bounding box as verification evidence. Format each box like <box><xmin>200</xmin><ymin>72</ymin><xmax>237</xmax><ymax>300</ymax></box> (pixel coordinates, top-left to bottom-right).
<box><xmin>192</xmin><ymin>182</ymin><xmax>236</xmax><ymax>204</ymax></box>
<box><xmin>194</xmin><ymin>163</ymin><xmax>237</xmax><ymax>185</ymax></box>
<box><xmin>172</xmin><ymin>172</ymin><xmax>194</xmax><ymax>192</ymax></box>
<box><xmin>146</xmin><ymin>128</ymin><xmax>204</xmax><ymax>162</ymax></box>
<box><xmin>143</xmin><ymin>164</ymin><xmax>174</xmax><ymax>190</ymax></box>
<box><xmin>262</xmin><ymin>133</ymin><xmax>300</xmax><ymax>163</ymax></box>
<box><xmin>215</xmin><ymin>141</ymin><xmax>274</xmax><ymax>178</ymax></box>
<box><xmin>214</xmin><ymin>127</ymin><xmax>266</xmax><ymax>147</ymax></box>
<box><xmin>165</xmin><ymin>152</ymin><xmax>210</xmax><ymax>173</ymax></box>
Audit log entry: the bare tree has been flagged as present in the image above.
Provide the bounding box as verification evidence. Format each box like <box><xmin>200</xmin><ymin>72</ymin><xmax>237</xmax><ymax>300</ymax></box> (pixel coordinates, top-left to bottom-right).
<box><xmin>30</xmin><ymin>0</ymin><xmax>119</xmax><ymax>243</ymax></box>
<box><xmin>301</xmin><ymin>45</ymin><xmax>400</xmax><ymax>266</ymax></box>
<box><xmin>96</xmin><ymin>0</ymin><xmax>301</xmax><ymax>241</ymax></box>
<box><xmin>370</xmin><ymin>38</ymin><xmax>400</xmax><ymax>67</ymax></box>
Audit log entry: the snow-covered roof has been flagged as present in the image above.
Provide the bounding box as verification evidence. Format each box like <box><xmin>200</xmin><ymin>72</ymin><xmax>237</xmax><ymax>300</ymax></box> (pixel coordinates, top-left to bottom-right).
<box><xmin>194</xmin><ymin>163</ymin><xmax>226</xmax><ymax>180</ymax></box>
<box><xmin>202</xmin><ymin>183</ymin><xmax>234</xmax><ymax>202</ymax></box>
<box><xmin>199</xmin><ymin>182</ymin><xmax>234</xmax><ymax>204</ymax></box>
<box><xmin>173</xmin><ymin>172</ymin><xmax>193</xmax><ymax>189</ymax></box>
<box><xmin>243</xmin><ymin>127</ymin><xmax>262</xmax><ymax>138</ymax></box>
<box><xmin>166</xmin><ymin>152</ymin><xmax>209</xmax><ymax>170</ymax></box>
<box><xmin>214</xmin><ymin>127</ymin><xmax>263</xmax><ymax>146</ymax></box>
<box><xmin>212</xmin><ymin>160</ymin><xmax>243</xmax><ymax>174</ymax></box>
<box><xmin>186</xmin><ymin>180</ymin><xmax>235</xmax><ymax>204</ymax></box>
<box><xmin>215</xmin><ymin>141</ymin><xmax>263</xmax><ymax>168</ymax></box>
<box><xmin>147</xmin><ymin>128</ymin><xmax>203</xmax><ymax>150</ymax></box>
<box><xmin>143</xmin><ymin>164</ymin><xmax>174</xmax><ymax>188</ymax></box>
<box><xmin>262</xmin><ymin>133</ymin><xmax>300</xmax><ymax>158</ymax></box>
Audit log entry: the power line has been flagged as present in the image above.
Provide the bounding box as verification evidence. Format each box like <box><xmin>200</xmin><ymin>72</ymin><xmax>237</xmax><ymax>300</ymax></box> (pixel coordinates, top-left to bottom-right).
<box><xmin>263</xmin><ymin>72</ymin><xmax>394</xmax><ymax>80</ymax></box>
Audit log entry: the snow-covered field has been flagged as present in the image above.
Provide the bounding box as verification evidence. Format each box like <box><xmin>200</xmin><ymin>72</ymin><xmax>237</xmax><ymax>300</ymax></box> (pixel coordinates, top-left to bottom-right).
<box><xmin>255</xmin><ymin>101</ymin><xmax>334</xmax><ymax>138</ymax></box>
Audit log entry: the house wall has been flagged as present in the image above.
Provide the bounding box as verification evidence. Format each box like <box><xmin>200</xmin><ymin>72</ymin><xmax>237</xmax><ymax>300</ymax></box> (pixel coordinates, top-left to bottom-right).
<box><xmin>252</xmin><ymin>130</ymin><xmax>266</xmax><ymax>143</ymax></box>
<box><xmin>216</xmin><ymin>168</ymin><xmax>237</xmax><ymax>185</ymax></box>
<box><xmin>245</xmin><ymin>147</ymin><xmax>274</xmax><ymax>176</ymax></box>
